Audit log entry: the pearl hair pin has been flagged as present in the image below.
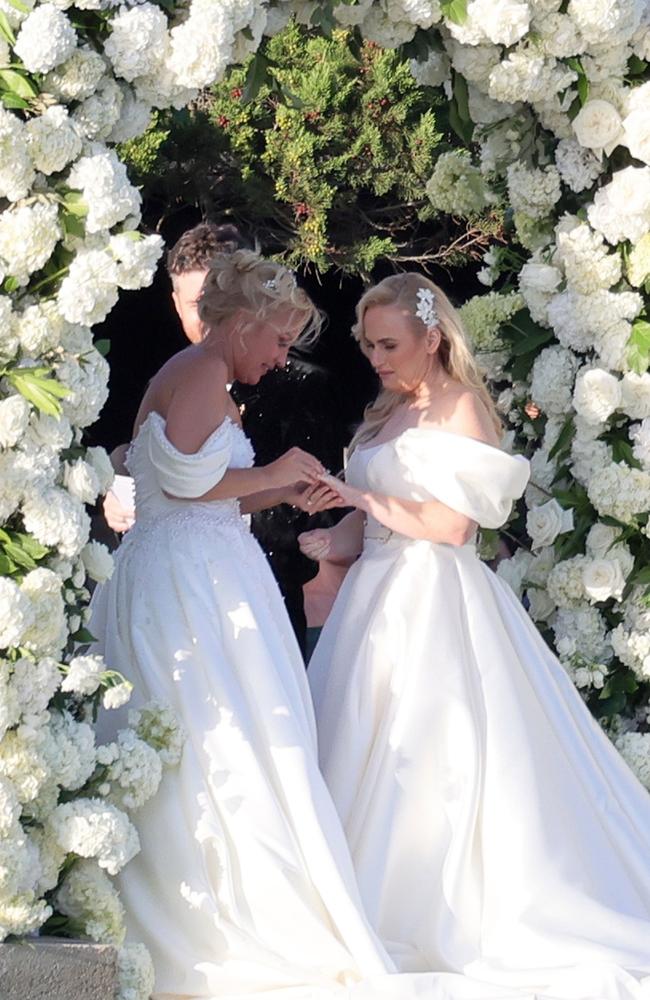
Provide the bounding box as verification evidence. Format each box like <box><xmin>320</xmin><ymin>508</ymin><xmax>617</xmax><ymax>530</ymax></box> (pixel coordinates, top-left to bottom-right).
<box><xmin>415</xmin><ymin>287</ymin><xmax>439</xmax><ymax>329</ymax></box>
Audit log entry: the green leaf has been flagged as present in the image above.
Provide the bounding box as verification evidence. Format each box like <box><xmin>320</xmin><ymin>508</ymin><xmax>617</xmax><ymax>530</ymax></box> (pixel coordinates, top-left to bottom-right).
<box><xmin>453</xmin><ymin>72</ymin><xmax>470</xmax><ymax>124</ymax></box>
<box><xmin>0</xmin><ymin>68</ymin><xmax>38</xmax><ymax>99</ymax></box>
<box><xmin>0</xmin><ymin>10</ymin><xmax>15</xmax><ymax>45</ymax></box>
<box><xmin>549</xmin><ymin>414</ymin><xmax>575</xmax><ymax>461</ymax></box>
<box><xmin>71</xmin><ymin>627</ymin><xmax>97</xmax><ymax>644</ymax></box>
<box><xmin>2</xmin><ymin>541</ymin><xmax>37</xmax><ymax>571</ymax></box>
<box><xmin>629</xmin><ymin>565</ymin><xmax>650</xmax><ymax>588</ymax></box>
<box><xmin>0</xmin><ymin>92</ymin><xmax>28</xmax><ymax>110</ymax></box>
<box><xmin>241</xmin><ymin>52</ymin><xmax>272</xmax><ymax>104</ymax></box>
<box><xmin>610</xmin><ymin>438</ymin><xmax>642</xmax><ymax>469</ymax></box>
<box><xmin>7</xmin><ymin>368</ymin><xmax>70</xmax><ymax>417</ymax></box>
<box><xmin>62</xmin><ymin>189</ymin><xmax>88</xmax><ymax>218</ymax></box>
<box><xmin>3</xmin><ymin>275</ymin><xmax>19</xmax><ymax>293</ymax></box>
<box><xmin>627</xmin><ymin>317</ymin><xmax>650</xmax><ymax>375</ymax></box>
<box><xmin>440</xmin><ymin>0</ymin><xmax>468</xmax><ymax>25</ymax></box>
<box><xmin>0</xmin><ymin>552</ymin><xmax>17</xmax><ymax>575</ymax></box>
<box><xmin>61</xmin><ymin>211</ymin><xmax>85</xmax><ymax>239</ymax></box>
<box><xmin>628</xmin><ymin>55</ymin><xmax>647</xmax><ymax>76</ymax></box>
<box><xmin>448</xmin><ymin>98</ymin><xmax>473</xmax><ymax>145</ymax></box>
<box><xmin>94</xmin><ymin>338</ymin><xmax>111</xmax><ymax>357</ymax></box>
<box><xmin>6</xmin><ymin>0</ymin><xmax>30</xmax><ymax>13</ymax></box>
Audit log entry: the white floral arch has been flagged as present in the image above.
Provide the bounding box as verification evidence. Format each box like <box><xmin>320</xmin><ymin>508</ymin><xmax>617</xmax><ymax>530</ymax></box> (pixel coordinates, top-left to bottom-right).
<box><xmin>0</xmin><ymin>1</ymin><xmax>649</xmax><ymax>995</ymax></box>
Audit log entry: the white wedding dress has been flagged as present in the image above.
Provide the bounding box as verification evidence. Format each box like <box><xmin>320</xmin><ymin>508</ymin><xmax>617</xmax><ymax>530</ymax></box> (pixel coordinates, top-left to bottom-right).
<box><xmin>89</xmin><ymin>412</ymin><xmax>398</xmax><ymax>1000</ymax></box>
<box><xmin>309</xmin><ymin>428</ymin><xmax>650</xmax><ymax>1000</ymax></box>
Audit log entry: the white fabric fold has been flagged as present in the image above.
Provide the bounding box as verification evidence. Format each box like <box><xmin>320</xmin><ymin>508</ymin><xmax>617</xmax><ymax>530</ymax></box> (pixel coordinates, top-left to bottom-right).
<box><xmin>146</xmin><ymin>410</ymin><xmax>233</xmax><ymax>498</ymax></box>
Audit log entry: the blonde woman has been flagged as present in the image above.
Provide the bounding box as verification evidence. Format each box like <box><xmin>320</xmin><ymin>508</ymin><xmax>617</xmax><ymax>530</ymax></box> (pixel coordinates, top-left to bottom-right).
<box><xmin>90</xmin><ymin>250</ymin><xmax>401</xmax><ymax>999</ymax></box>
<box><xmin>300</xmin><ymin>273</ymin><xmax>650</xmax><ymax>998</ymax></box>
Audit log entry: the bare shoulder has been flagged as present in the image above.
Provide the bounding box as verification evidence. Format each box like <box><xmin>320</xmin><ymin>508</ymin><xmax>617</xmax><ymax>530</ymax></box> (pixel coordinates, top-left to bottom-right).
<box><xmin>150</xmin><ymin>348</ymin><xmax>231</xmax><ymax>454</ymax></box>
<box><xmin>420</xmin><ymin>385</ymin><xmax>500</xmax><ymax>448</ymax></box>
<box><xmin>448</xmin><ymin>388</ymin><xmax>501</xmax><ymax>447</ymax></box>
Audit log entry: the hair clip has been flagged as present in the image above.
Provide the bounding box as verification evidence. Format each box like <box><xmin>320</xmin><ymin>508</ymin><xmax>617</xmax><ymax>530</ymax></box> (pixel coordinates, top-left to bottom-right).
<box><xmin>263</xmin><ymin>277</ymin><xmax>277</xmax><ymax>290</ymax></box>
<box><xmin>415</xmin><ymin>287</ymin><xmax>438</xmax><ymax>329</ymax></box>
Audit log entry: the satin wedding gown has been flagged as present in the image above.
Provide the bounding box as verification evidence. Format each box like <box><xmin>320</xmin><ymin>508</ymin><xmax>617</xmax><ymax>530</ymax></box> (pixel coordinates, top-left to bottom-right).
<box><xmin>309</xmin><ymin>428</ymin><xmax>650</xmax><ymax>1000</ymax></box>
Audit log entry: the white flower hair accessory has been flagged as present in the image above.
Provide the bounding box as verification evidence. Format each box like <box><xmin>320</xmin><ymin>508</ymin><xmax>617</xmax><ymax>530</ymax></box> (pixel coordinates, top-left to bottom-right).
<box><xmin>415</xmin><ymin>287</ymin><xmax>439</xmax><ymax>329</ymax></box>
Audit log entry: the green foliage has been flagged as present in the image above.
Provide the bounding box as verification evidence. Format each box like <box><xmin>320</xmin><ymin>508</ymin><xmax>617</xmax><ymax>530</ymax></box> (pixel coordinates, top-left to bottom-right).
<box><xmin>120</xmin><ymin>22</ymin><xmax>461</xmax><ymax>273</ymax></box>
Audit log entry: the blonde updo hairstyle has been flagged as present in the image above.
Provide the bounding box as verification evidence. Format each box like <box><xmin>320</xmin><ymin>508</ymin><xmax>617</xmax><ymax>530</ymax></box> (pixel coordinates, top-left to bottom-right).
<box><xmin>350</xmin><ymin>272</ymin><xmax>501</xmax><ymax>450</ymax></box>
<box><xmin>198</xmin><ymin>248</ymin><xmax>322</xmax><ymax>347</ymax></box>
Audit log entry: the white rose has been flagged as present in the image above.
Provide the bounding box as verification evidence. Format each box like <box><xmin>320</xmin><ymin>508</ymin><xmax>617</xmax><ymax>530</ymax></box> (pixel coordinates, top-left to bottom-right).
<box><xmin>526</xmin><ymin>498</ymin><xmax>574</xmax><ymax>550</ymax></box>
<box><xmin>573</xmin><ymin>99</ymin><xmax>624</xmax><ymax>155</ymax></box>
<box><xmin>526</xmin><ymin>586</ymin><xmax>556</xmax><ymax>622</ymax></box>
<box><xmin>519</xmin><ymin>261</ymin><xmax>562</xmax><ymax>293</ymax></box>
<box><xmin>622</xmin><ymin>107</ymin><xmax>650</xmax><ymax>165</ymax></box>
<box><xmin>582</xmin><ymin>558</ymin><xmax>626</xmax><ymax>603</ymax></box>
<box><xmin>573</xmin><ymin>368</ymin><xmax>621</xmax><ymax>425</ymax></box>
<box><xmin>102</xmin><ymin>683</ymin><xmax>132</xmax><ymax>711</ymax></box>
<box><xmin>61</xmin><ymin>654</ymin><xmax>105</xmax><ymax>696</ymax></box>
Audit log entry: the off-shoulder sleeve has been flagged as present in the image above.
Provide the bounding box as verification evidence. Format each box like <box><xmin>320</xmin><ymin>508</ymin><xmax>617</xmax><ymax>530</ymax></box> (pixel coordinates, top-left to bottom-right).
<box><xmin>375</xmin><ymin>428</ymin><xmax>530</xmax><ymax>529</ymax></box>
<box><xmin>147</xmin><ymin>413</ymin><xmax>233</xmax><ymax>498</ymax></box>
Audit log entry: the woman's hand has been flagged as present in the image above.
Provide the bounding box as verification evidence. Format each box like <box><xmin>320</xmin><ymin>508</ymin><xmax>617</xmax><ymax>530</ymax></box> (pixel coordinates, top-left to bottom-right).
<box><xmin>265</xmin><ymin>448</ymin><xmax>325</xmax><ymax>490</ymax></box>
<box><xmin>298</xmin><ymin>529</ymin><xmax>332</xmax><ymax>561</ymax></box>
<box><xmin>316</xmin><ymin>473</ymin><xmax>368</xmax><ymax>511</ymax></box>
<box><xmin>103</xmin><ymin>487</ymin><xmax>135</xmax><ymax>533</ymax></box>
<box><xmin>291</xmin><ymin>480</ymin><xmax>346</xmax><ymax>513</ymax></box>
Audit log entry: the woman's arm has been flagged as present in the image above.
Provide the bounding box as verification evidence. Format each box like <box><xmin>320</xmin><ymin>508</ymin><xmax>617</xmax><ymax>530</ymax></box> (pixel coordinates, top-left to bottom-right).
<box><xmin>298</xmin><ymin>509</ymin><xmax>366</xmax><ymax>565</ymax></box>
<box><xmin>319</xmin><ymin>477</ymin><xmax>476</xmax><ymax>546</ymax></box>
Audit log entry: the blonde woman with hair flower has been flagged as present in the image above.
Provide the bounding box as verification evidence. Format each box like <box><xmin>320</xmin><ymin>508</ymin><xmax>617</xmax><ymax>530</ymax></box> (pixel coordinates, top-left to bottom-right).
<box><xmin>300</xmin><ymin>272</ymin><xmax>650</xmax><ymax>999</ymax></box>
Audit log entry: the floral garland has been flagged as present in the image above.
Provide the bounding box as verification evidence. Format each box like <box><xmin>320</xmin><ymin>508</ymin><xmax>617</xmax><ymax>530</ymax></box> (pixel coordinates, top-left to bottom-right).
<box><xmin>0</xmin><ymin>0</ymin><xmax>649</xmax><ymax>996</ymax></box>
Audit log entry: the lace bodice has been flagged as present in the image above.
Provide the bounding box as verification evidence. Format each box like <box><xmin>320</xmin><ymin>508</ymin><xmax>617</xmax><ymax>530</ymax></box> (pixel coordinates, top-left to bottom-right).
<box><xmin>347</xmin><ymin>428</ymin><xmax>530</xmax><ymax>543</ymax></box>
<box><xmin>126</xmin><ymin>411</ymin><xmax>255</xmax><ymax>526</ymax></box>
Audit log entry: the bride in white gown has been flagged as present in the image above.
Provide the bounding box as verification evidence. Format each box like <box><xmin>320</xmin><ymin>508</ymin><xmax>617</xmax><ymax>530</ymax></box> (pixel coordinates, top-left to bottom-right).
<box><xmin>301</xmin><ymin>273</ymin><xmax>650</xmax><ymax>1000</ymax></box>
<box><xmin>89</xmin><ymin>251</ymin><xmax>401</xmax><ymax>999</ymax></box>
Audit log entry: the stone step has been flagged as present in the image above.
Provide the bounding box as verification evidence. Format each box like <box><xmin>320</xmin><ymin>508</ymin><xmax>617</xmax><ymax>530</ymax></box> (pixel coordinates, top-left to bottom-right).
<box><xmin>0</xmin><ymin>938</ymin><xmax>118</xmax><ymax>1000</ymax></box>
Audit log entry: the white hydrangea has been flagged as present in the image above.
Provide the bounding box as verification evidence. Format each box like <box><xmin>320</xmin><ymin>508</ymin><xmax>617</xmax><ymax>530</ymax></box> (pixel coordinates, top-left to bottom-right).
<box><xmin>14</xmin><ymin>4</ymin><xmax>77</xmax><ymax>73</ymax></box>
<box><xmin>410</xmin><ymin>50</ymin><xmax>450</xmax><ymax>87</ymax></box>
<box><xmin>507</xmin><ymin>163</ymin><xmax>562</xmax><ymax>221</ymax></box>
<box><xmin>96</xmin><ymin>729</ymin><xmax>162</xmax><ymax>810</ymax></box>
<box><xmin>167</xmin><ymin>0</ymin><xmax>236</xmax><ymax>88</ymax></box>
<box><xmin>551</xmin><ymin>603</ymin><xmax>612</xmax><ymax>666</ymax></box>
<box><xmin>129</xmin><ymin>702</ymin><xmax>184</xmax><ymax>768</ymax></box>
<box><xmin>459</xmin><ymin>290</ymin><xmax>523</xmax><ymax>353</ymax></box>
<box><xmin>110</xmin><ymin>233</ymin><xmax>164</xmax><ymax>290</ymax></box>
<box><xmin>446</xmin><ymin>39</ymin><xmax>501</xmax><ymax>88</ymax></box>
<box><xmin>554</xmin><ymin>137</ymin><xmax>602</xmax><ymax>193</ymax></box>
<box><xmin>15</xmin><ymin>299</ymin><xmax>67</xmax><ymax>357</ymax></box>
<box><xmin>0</xmin><ymin>577</ymin><xmax>34</xmax><ymax>651</ymax></box>
<box><xmin>81</xmin><ymin>541</ymin><xmax>114</xmax><ymax>583</ymax></box>
<box><xmin>495</xmin><ymin>547</ymin><xmax>534</xmax><ymax>599</ymax></box>
<box><xmin>572</xmin><ymin>367</ymin><xmax>621</xmax><ymax>425</ymax></box>
<box><xmin>425</xmin><ymin>150</ymin><xmax>495</xmax><ymax>217</ymax></box>
<box><xmin>620</xmin><ymin>372</ymin><xmax>650</xmax><ymax>420</ymax></box>
<box><xmin>8</xmin><ymin>656</ymin><xmax>61</xmax><ymax>729</ymax></box>
<box><xmin>547</xmin><ymin>554</ymin><xmax>589</xmax><ymax>608</ymax></box>
<box><xmin>568</xmin><ymin>0</ymin><xmax>642</xmax><ymax>46</ymax></box>
<box><xmin>108</xmin><ymin>87</ymin><xmax>152</xmax><ymax>144</ymax></box>
<box><xmin>0</xmin><ymin>202</ymin><xmax>61</xmax><ymax>288</ymax></box>
<box><xmin>20</xmin><ymin>568</ymin><xmax>68</xmax><ymax>659</ymax></box>
<box><xmin>518</xmin><ymin>255</ymin><xmax>562</xmax><ymax>325</ymax></box>
<box><xmin>0</xmin><ymin>107</ymin><xmax>35</xmax><ymax>202</ymax></box>
<box><xmin>554</xmin><ymin>219</ymin><xmax>621</xmax><ymax>294</ymax></box>
<box><xmin>84</xmin><ymin>446</ymin><xmax>114</xmax><ymax>495</ymax></box>
<box><xmin>0</xmin><ymin>395</ymin><xmax>30</xmax><ymax>449</ymax></box>
<box><xmin>25</xmin><ymin>106</ymin><xmax>81</xmax><ymax>176</ymax></box>
<box><xmin>72</xmin><ymin>77</ymin><xmax>123</xmax><ymax>141</ymax></box>
<box><xmin>56</xmin><ymin>860</ymin><xmax>126</xmax><ymax>945</ymax></box>
<box><xmin>570</xmin><ymin>417</ymin><xmax>612</xmax><ymax>488</ymax></box>
<box><xmin>621</xmin><ymin>80</ymin><xmax>650</xmax><ymax>164</ymax></box>
<box><xmin>58</xmin><ymin>251</ymin><xmax>120</xmax><ymax>328</ymax></box>
<box><xmin>587</xmin><ymin>165</ymin><xmax>650</xmax><ymax>245</ymax></box>
<box><xmin>56</xmin><ymin>350</ymin><xmax>110</xmax><ymax>427</ymax></box>
<box><xmin>43</xmin><ymin>46</ymin><xmax>106</xmax><ymax>102</ymax></box>
<box><xmin>117</xmin><ymin>943</ymin><xmax>155</xmax><ymax>1000</ymax></box>
<box><xmin>530</xmin><ymin>344</ymin><xmax>578</xmax><ymax>415</ymax></box>
<box><xmin>463</xmin><ymin>0</ymin><xmax>530</xmax><ymax>46</ymax></box>
<box><xmin>547</xmin><ymin>288</ymin><xmax>642</xmax><ymax>364</ymax></box>
<box><xmin>47</xmin><ymin>797</ymin><xmax>140</xmax><ymax>875</ymax></box>
<box><xmin>629</xmin><ymin>418</ymin><xmax>650</xmax><ymax>469</ymax></box>
<box><xmin>62</xmin><ymin>654</ymin><xmax>106</xmax><ymax>697</ymax></box>
<box><xmin>588</xmin><ymin>461</ymin><xmax>650</xmax><ymax>523</ymax></box>
<box><xmin>104</xmin><ymin>2</ymin><xmax>168</xmax><ymax>81</ymax></box>
<box><xmin>614</xmin><ymin>731</ymin><xmax>650</xmax><ymax>789</ymax></box>
<box><xmin>67</xmin><ymin>148</ymin><xmax>141</xmax><ymax>234</ymax></box>
<box><xmin>488</xmin><ymin>51</ymin><xmax>576</xmax><ymax>105</ymax></box>
<box><xmin>611</xmin><ymin>622</ymin><xmax>650</xmax><ymax>681</ymax></box>
<box><xmin>22</xmin><ymin>485</ymin><xmax>90</xmax><ymax>558</ymax></box>
<box><xmin>535</xmin><ymin>11</ymin><xmax>584</xmax><ymax>56</ymax></box>
<box><xmin>0</xmin><ymin>776</ymin><xmax>20</xmax><ymax>836</ymax></box>
<box><xmin>0</xmin><ymin>821</ymin><xmax>41</xmax><ymax>898</ymax></box>
<box><xmin>0</xmin><ymin>451</ymin><xmax>24</xmax><ymax>522</ymax></box>
<box><xmin>358</xmin><ymin>5</ymin><xmax>418</xmax><ymax>46</ymax></box>
<box><xmin>44</xmin><ymin>711</ymin><xmax>96</xmax><ymax>791</ymax></box>
<box><xmin>0</xmin><ymin>728</ymin><xmax>49</xmax><ymax>803</ymax></box>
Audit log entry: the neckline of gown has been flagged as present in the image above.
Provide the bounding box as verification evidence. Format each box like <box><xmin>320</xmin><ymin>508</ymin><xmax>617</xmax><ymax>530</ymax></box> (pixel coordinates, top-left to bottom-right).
<box><xmin>356</xmin><ymin>426</ymin><xmax>506</xmax><ymax>458</ymax></box>
<box><xmin>139</xmin><ymin>410</ymin><xmax>247</xmax><ymax>456</ymax></box>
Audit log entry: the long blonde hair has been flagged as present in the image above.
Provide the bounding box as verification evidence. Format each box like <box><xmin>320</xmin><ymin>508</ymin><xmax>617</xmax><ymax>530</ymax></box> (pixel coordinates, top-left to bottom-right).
<box><xmin>350</xmin><ymin>272</ymin><xmax>501</xmax><ymax>450</ymax></box>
